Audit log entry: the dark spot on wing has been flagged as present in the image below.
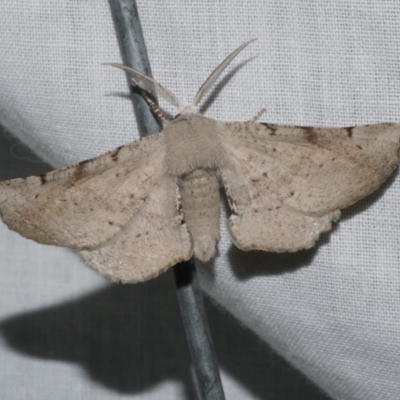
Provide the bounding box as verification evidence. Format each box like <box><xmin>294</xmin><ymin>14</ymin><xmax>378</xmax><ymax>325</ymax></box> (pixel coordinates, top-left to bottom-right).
<box><xmin>226</xmin><ymin>193</ymin><xmax>238</xmax><ymax>215</ymax></box>
<box><xmin>136</xmin><ymin>233</ymin><xmax>141</xmax><ymax>238</ymax></box>
<box><xmin>345</xmin><ymin>127</ymin><xmax>354</xmax><ymax>137</ymax></box>
<box><xmin>302</xmin><ymin>127</ymin><xmax>318</xmax><ymax>144</ymax></box>
<box><xmin>73</xmin><ymin>159</ymin><xmax>90</xmax><ymax>182</ymax></box>
<box><xmin>35</xmin><ymin>194</ymin><xmax>39</xmax><ymax>199</ymax></box>
<box><xmin>111</xmin><ymin>146</ymin><xmax>123</xmax><ymax>162</ymax></box>
<box><xmin>108</xmin><ymin>221</ymin><xmax>114</xmax><ymax>225</ymax></box>
<box><xmin>357</xmin><ymin>145</ymin><xmax>363</xmax><ymax>150</ymax></box>
<box><xmin>261</xmin><ymin>123</ymin><xmax>277</xmax><ymax>136</ymax></box>
<box><xmin>262</xmin><ymin>172</ymin><xmax>268</xmax><ymax>178</ymax></box>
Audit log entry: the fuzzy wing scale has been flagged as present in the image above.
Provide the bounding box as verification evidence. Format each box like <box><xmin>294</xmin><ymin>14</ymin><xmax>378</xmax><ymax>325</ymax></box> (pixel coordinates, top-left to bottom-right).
<box><xmin>79</xmin><ymin>176</ymin><xmax>193</xmax><ymax>283</ymax></box>
<box><xmin>222</xmin><ymin>122</ymin><xmax>400</xmax><ymax>215</ymax></box>
<box><xmin>221</xmin><ymin>122</ymin><xmax>400</xmax><ymax>252</ymax></box>
<box><xmin>0</xmin><ymin>134</ymin><xmax>166</xmax><ymax>249</ymax></box>
<box><xmin>222</xmin><ymin>162</ymin><xmax>340</xmax><ymax>252</ymax></box>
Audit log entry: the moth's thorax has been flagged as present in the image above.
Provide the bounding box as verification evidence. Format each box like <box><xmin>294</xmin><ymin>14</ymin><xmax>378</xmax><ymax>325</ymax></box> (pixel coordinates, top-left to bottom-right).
<box><xmin>164</xmin><ymin>114</ymin><xmax>225</xmax><ymax>176</ymax></box>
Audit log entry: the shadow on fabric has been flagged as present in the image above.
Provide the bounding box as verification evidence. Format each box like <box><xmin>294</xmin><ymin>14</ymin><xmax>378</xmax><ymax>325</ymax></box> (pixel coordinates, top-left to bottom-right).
<box><xmin>0</xmin><ymin>271</ymin><xmax>330</xmax><ymax>399</ymax></box>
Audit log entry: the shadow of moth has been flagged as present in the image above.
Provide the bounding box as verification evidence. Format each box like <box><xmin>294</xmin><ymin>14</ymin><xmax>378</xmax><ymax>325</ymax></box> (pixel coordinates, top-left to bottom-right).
<box><xmin>1</xmin><ymin>41</ymin><xmax>399</xmax><ymax>283</ymax></box>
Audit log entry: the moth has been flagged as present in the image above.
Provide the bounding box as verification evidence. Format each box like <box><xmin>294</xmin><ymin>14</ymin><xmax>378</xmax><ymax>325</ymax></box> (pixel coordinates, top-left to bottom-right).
<box><xmin>1</xmin><ymin>41</ymin><xmax>399</xmax><ymax>283</ymax></box>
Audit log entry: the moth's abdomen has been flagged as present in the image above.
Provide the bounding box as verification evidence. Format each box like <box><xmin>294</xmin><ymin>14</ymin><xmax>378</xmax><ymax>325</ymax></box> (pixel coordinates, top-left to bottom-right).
<box><xmin>179</xmin><ymin>169</ymin><xmax>220</xmax><ymax>262</ymax></box>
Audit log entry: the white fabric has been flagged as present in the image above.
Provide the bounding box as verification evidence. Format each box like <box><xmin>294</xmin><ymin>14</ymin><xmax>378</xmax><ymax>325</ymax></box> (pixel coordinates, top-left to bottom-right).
<box><xmin>1</xmin><ymin>1</ymin><xmax>400</xmax><ymax>399</ymax></box>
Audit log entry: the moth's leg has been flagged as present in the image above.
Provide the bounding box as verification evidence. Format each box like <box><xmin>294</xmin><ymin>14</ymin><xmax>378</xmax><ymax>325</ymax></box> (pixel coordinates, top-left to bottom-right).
<box><xmin>131</xmin><ymin>78</ymin><xmax>168</xmax><ymax>124</ymax></box>
<box><xmin>248</xmin><ymin>107</ymin><xmax>267</xmax><ymax>123</ymax></box>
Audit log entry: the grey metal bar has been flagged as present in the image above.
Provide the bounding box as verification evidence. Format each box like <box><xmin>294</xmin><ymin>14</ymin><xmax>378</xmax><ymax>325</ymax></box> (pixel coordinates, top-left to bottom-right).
<box><xmin>108</xmin><ymin>1</ymin><xmax>226</xmax><ymax>399</ymax></box>
<box><xmin>109</xmin><ymin>0</ymin><xmax>160</xmax><ymax>136</ymax></box>
<box><xmin>173</xmin><ymin>260</ymin><xmax>226</xmax><ymax>400</ymax></box>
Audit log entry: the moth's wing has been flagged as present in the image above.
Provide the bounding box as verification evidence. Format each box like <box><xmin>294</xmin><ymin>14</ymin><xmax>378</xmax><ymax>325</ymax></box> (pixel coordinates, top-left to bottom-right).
<box><xmin>0</xmin><ymin>134</ymin><xmax>167</xmax><ymax>249</ymax></box>
<box><xmin>79</xmin><ymin>175</ymin><xmax>193</xmax><ymax>283</ymax></box>
<box><xmin>220</xmin><ymin>122</ymin><xmax>400</xmax><ymax>252</ymax></box>
<box><xmin>222</xmin><ymin>166</ymin><xmax>340</xmax><ymax>252</ymax></box>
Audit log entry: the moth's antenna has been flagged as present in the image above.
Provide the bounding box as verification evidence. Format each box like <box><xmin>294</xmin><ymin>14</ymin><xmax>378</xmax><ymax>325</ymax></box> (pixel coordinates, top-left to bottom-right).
<box><xmin>107</xmin><ymin>63</ymin><xmax>185</xmax><ymax>111</ymax></box>
<box><xmin>191</xmin><ymin>39</ymin><xmax>257</xmax><ymax>108</ymax></box>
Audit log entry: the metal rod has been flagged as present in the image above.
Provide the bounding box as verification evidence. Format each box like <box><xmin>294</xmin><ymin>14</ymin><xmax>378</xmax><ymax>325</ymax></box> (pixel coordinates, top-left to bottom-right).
<box><xmin>173</xmin><ymin>260</ymin><xmax>226</xmax><ymax>400</ymax></box>
<box><xmin>109</xmin><ymin>0</ymin><xmax>160</xmax><ymax>136</ymax></box>
<box><xmin>108</xmin><ymin>1</ymin><xmax>225</xmax><ymax>399</ymax></box>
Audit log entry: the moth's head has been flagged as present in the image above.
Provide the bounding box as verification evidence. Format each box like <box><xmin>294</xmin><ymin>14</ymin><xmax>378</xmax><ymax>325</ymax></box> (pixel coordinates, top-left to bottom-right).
<box><xmin>108</xmin><ymin>39</ymin><xmax>256</xmax><ymax>120</ymax></box>
<box><xmin>180</xmin><ymin>105</ymin><xmax>198</xmax><ymax>116</ymax></box>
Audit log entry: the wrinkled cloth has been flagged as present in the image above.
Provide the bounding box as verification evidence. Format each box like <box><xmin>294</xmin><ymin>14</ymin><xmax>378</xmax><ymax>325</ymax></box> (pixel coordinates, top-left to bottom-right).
<box><xmin>1</xmin><ymin>1</ymin><xmax>400</xmax><ymax>399</ymax></box>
